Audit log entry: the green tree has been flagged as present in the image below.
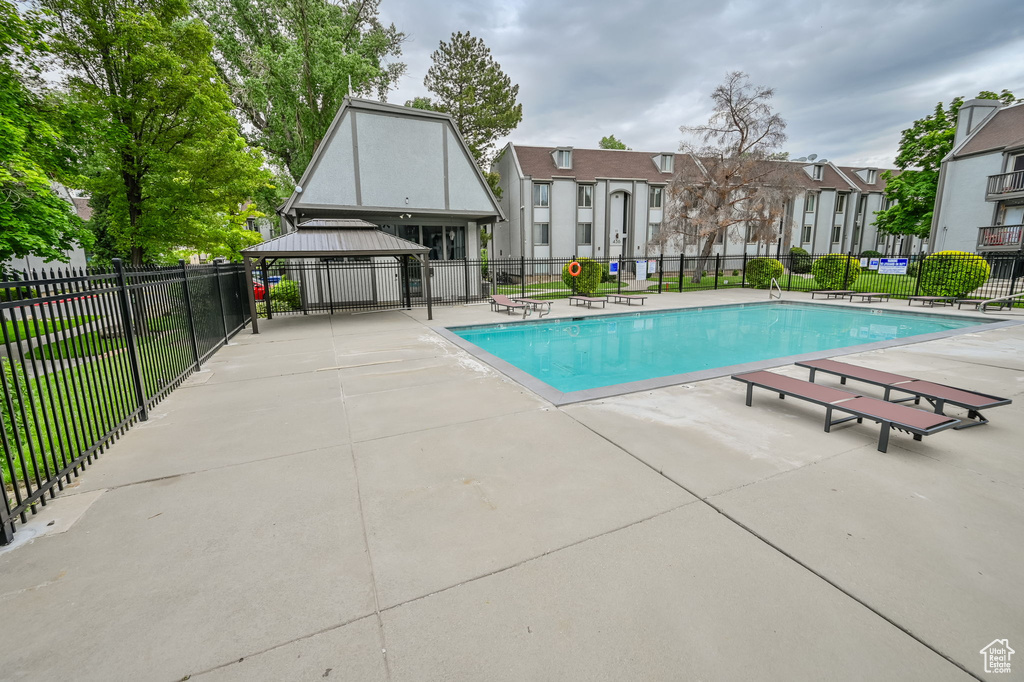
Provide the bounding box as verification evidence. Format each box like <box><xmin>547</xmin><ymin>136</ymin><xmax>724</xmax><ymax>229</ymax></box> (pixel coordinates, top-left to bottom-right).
<box><xmin>405</xmin><ymin>96</ymin><xmax>437</xmax><ymax>111</ymax></box>
<box><xmin>876</xmin><ymin>90</ymin><xmax>1015</xmax><ymax>239</ymax></box>
<box><xmin>423</xmin><ymin>31</ymin><xmax>522</xmax><ymax>166</ymax></box>
<box><xmin>598</xmin><ymin>135</ymin><xmax>629</xmax><ymax>150</ymax></box>
<box><xmin>0</xmin><ymin>1</ymin><xmax>92</xmax><ymax>270</ymax></box>
<box><xmin>201</xmin><ymin>0</ymin><xmax>406</xmax><ymax>182</ymax></box>
<box><xmin>42</xmin><ymin>0</ymin><xmax>271</xmax><ymax>266</ymax></box>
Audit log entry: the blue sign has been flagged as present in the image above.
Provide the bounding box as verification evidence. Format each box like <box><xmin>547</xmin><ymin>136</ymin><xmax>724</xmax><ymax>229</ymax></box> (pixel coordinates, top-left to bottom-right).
<box><xmin>609</xmin><ymin>261</ymin><xmax>619</xmax><ymax>274</ymax></box>
<box><xmin>878</xmin><ymin>258</ymin><xmax>909</xmax><ymax>275</ymax></box>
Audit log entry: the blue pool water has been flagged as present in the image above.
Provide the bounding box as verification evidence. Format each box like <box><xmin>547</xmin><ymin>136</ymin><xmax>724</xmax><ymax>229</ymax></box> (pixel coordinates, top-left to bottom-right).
<box><xmin>450</xmin><ymin>302</ymin><xmax>987</xmax><ymax>394</ymax></box>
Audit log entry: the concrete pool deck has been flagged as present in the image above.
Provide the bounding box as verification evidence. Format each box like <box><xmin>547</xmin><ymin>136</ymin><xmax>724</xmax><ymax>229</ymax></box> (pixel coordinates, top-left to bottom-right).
<box><xmin>1</xmin><ymin>289</ymin><xmax>1021</xmax><ymax>681</ymax></box>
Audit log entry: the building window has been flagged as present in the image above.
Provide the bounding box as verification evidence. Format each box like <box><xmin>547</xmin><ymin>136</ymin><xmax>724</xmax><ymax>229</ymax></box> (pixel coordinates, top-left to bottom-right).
<box><xmin>577</xmin><ymin>184</ymin><xmax>593</xmax><ymax>208</ymax></box>
<box><xmin>831</xmin><ymin>225</ymin><xmax>842</xmax><ymax>244</ymax></box>
<box><xmin>577</xmin><ymin>222</ymin><xmax>592</xmax><ymax>245</ymax></box>
<box><xmin>660</xmin><ymin>154</ymin><xmax>674</xmax><ymax>173</ymax></box>
<box><xmin>811</xmin><ymin>165</ymin><xmax>823</xmax><ymax>181</ymax></box>
<box><xmin>858</xmin><ymin>195</ymin><xmax>868</xmax><ymax>215</ymax></box>
<box><xmin>648</xmin><ymin>222</ymin><xmax>661</xmax><ymax>241</ymax></box>
<box><xmin>851</xmin><ymin>224</ymin><xmax>861</xmax><ymax>247</ymax></box>
<box><xmin>866</xmin><ymin>169</ymin><xmax>877</xmax><ymax>184</ymax></box>
<box><xmin>649</xmin><ymin>186</ymin><xmax>663</xmax><ymax>208</ymax></box>
<box><xmin>835</xmin><ymin>194</ymin><xmax>847</xmax><ymax>213</ymax></box>
<box><xmin>533</xmin><ymin>222</ymin><xmax>550</xmax><ymax>245</ymax></box>
<box><xmin>745</xmin><ymin>223</ymin><xmax>757</xmax><ymax>243</ymax></box>
<box><xmin>805</xmin><ymin>193</ymin><xmax>816</xmax><ymax>212</ymax></box>
<box><xmin>555</xmin><ymin>149</ymin><xmax>571</xmax><ymax>169</ymax></box>
<box><xmin>802</xmin><ymin>225</ymin><xmax>812</xmax><ymax>243</ymax></box>
<box><xmin>533</xmin><ymin>183</ymin><xmax>549</xmax><ymax>207</ymax></box>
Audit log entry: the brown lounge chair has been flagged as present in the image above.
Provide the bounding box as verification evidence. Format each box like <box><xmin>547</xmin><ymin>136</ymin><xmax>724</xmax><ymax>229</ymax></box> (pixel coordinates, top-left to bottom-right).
<box><xmin>608</xmin><ymin>293</ymin><xmax>647</xmax><ymax>306</ymax></box>
<box><xmin>796</xmin><ymin>358</ymin><xmax>1012</xmax><ymax>429</ymax></box>
<box><xmin>810</xmin><ymin>290</ymin><xmax>855</xmax><ymax>299</ymax></box>
<box><xmin>569</xmin><ymin>295</ymin><xmax>607</xmax><ymax>308</ymax></box>
<box><xmin>906</xmin><ymin>295</ymin><xmax>956</xmax><ymax>307</ymax></box>
<box><xmin>847</xmin><ymin>292</ymin><xmax>891</xmax><ymax>303</ymax></box>
<box><xmin>490</xmin><ymin>294</ymin><xmax>529</xmax><ymax>317</ymax></box>
<box><xmin>732</xmin><ymin>370</ymin><xmax>959</xmax><ymax>452</ymax></box>
<box><xmin>514</xmin><ymin>296</ymin><xmax>552</xmax><ymax>317</ymax></box>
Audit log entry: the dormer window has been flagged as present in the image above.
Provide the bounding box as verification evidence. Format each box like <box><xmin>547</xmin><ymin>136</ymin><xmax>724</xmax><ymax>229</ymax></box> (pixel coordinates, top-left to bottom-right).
<box><xmin>867</xmin><ymin>169</ymin><xmax>877</xmax><ymax>184</ymax></box>
<box><xmin>813</xmin><ymin>165</ymin><xmax>823</xmax><ymax>180</ymax></box>
<box><xmin>553</xmin><ymin>148</ymin><xmax>572</xmax><ymax>169</ymax></box>
<box><xmin>657</xmin><ymin>154</ymin><xmax>674</xmax><ymax>173</ymax></box>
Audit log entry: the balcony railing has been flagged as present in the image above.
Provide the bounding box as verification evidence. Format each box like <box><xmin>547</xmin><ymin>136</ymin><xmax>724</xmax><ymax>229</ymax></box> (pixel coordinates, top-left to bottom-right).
<box><xmin>986</xmin><ymin>170</ymin><xmax>1024</xmax><ymax>198</ymax></box>
<box><xmin>977</xmin><ymin>224</ymin><xmax>1024</xmax><ymax>252</ymax></box>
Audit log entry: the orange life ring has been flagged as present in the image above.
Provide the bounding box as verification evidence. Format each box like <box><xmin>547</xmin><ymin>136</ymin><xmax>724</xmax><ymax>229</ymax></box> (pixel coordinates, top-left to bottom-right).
<box><xmin>568</xmin><ymin>261</ymin><xmax>582</xmax><ymax>277</ymax></box>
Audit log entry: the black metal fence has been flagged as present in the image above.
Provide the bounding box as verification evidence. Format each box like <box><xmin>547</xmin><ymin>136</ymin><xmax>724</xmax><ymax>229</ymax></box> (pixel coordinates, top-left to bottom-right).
<box><xmin>1</xmin><ymin>259</ymin><xmax>250</xmax><ymax>544</ymax></box>
<box><xmin>253</xmin><ymin>251</ymin><xmax>1024</xmax><ymax>314</ymax></box>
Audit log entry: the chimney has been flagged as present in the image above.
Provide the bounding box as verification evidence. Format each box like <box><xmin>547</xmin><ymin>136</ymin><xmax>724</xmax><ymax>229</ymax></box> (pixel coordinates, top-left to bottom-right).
<box><xmin>954</xmin><ymin>99</ymin><xmax>1002</xmax><ymax>147</ymax></box>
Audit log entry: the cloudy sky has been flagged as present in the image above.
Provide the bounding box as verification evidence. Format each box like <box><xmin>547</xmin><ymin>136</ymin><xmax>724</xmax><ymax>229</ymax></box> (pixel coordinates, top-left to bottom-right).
<box><xmin>379</xmin><ymin>0</ymin><xmax>1024</xmax><ymax>168</ymax></box>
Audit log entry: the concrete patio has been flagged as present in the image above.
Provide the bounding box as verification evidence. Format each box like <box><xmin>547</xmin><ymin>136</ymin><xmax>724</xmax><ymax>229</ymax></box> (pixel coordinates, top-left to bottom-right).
<box><xmin>1</xmin><ymin>290</ymin><xmax>1022</xmax><ymax>681</ymax></box>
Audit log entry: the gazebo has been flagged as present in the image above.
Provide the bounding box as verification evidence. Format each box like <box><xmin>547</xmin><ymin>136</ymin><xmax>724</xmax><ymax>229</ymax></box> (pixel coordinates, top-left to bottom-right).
<box><xmin>240</xmin><ymin>218</ymin><xmax>432</xmax><ymax>333</ymax></box>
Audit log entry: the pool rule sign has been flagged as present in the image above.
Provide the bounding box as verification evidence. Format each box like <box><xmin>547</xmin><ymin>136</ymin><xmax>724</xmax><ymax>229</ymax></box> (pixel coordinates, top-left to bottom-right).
<box><xmin>877</xmin><ymin>258</ymin><xmax>909</xmax><ymax>275</ymax></box>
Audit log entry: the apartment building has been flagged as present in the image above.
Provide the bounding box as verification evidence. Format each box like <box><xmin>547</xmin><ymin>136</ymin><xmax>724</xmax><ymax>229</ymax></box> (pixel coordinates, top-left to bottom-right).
<box><xmin>491</xmin><ymin>143</ymin><xmax>904</xmax><ymax>261</ymax></box>
<box><xmin>930</xmin><ymin>98</ymin><xmax>1024</xmax><ymax>264</ymax></box>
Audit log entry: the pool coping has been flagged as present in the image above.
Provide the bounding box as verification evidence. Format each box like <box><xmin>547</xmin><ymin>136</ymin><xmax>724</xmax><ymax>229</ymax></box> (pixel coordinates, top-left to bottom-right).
<box><xmin>433</xmin><ymin>299</ymin><xmax>1024</xmax><ymax>407</ymax></box>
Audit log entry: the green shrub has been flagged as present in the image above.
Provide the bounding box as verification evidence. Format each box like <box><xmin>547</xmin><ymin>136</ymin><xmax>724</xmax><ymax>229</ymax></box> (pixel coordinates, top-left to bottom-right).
<box><xmin>789</xmin><ymin>247</ymin><xmax>812</xmax><ymax>274</ymax></box>
<box><xmin>732</xmin><ymin>269</ymin><xmax>740</xmax><ymax>276</ymax></box>
<box><xmin>270</xmin><ymin>278</ymin><xmax>301</xmax><ymax>310</ymax></box>
<box><xmin>918</xmin><ymin>251</ymin><xmax>990</xmax><ymax>296</ymax></box>
<box><xmin>745</xmin><ymin>258</ymin><xmax>784</xmax><ymax>288</ymax></box>
<box><xmin>0</xmin><ymin>286</ymin><xmax>39</xmax><ymax>302</ymax></box>
<box><xmin>481</xmin><ymin>248</ymin><xmax>489</xmax><ymax>280</ymax></box>
<box><xmin>600</xmin><ymin>261</ymin><xmax>616</xmax><ymax>283</ymax></box>
<box><xmin>906</xmin><ymin>260</ymin><xmax>919</xmax><ymax>278</ymax></box>
<box><xmin>811</xmin><ymin>253</ymin><xmax>861</xmax><ymax>290</ymax></box>
<box><xmin>560</xmin><ymin>257</ymin><xmax>603</xmax><ymax>295</ymax></box>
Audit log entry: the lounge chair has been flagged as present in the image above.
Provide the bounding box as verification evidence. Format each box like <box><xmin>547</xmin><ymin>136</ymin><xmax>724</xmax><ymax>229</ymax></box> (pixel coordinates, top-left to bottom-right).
<box><xmin>489</xmin><ymin>294</ymin><xmax>529</xmax><ymax>317</ymax></box>
<box><xmin>847</xmin><ymin>292</ymin><xmax>891</xmax><ymax>303</ymax></box>
<box><xmin>906</xmin><ymin>295</ymin><xmax>956</xmax><ymax>307</ymax></box>
<box><xmin>607</xmin><ymin>293</ymin><xmax>647</xmax><ymax>306</ymax></box>
<box><xmin>810</xmin><ymin>290</ymin><xmax>855</xmax><ymax>300</ymax></box>
<box><xmin>514</xmin><ymin>296</ymin><xmax>552</xmax><ymax>317</ymax></box>
<box><xmin>732</xmin><ymin>370</ymin><xmax>959</xmax><ymax>452</ymax></box>
<box><xmin>796</xmin><ymin>358</ymin><xmax>1012</xmax><ymax>428</ymax></box>
<box><xmin>956</xmin><ymin>298</ymin><xmax>1010</xmax><ymax>310</ymax></box>
<box><xmin>568</xmin><ymin>295</ymin><xmax>607</xmax><ymax>308</ymax></box>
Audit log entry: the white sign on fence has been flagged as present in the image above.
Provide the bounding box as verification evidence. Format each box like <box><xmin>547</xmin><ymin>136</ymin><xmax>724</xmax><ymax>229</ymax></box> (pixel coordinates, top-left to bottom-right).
<box><xmin>635</xmin><ymin>260</ymin><xmax>648</xmax><ymax>282</ymax></box>
<box><xmin>648</xmin><ymin>259</ymin><xmax>658</xmax><ymax>275</ymax></box>
<box><xmin>878</xmin><ymin>258</ymin><xmax>909</xmax><ymax>275</ymax></box>
<box><xmin>868</xmin><ymin>258</ymin><xmax>880</xmax><ymax>270</ymax></box>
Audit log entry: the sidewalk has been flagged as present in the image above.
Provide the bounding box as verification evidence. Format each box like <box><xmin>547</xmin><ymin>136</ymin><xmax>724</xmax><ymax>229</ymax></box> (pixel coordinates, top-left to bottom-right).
<box><xmin>1</xmin><ymin>290</ymin><xmax>1021</xmax><ymax>681</ymax></box>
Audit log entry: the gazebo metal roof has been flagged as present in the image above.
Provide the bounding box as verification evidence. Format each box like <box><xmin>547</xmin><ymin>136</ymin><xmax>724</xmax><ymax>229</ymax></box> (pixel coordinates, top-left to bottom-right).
<box><xmin>240</xmin><ymin>219</ymin><xmax>433</xmax><ymax>332</ymax></box>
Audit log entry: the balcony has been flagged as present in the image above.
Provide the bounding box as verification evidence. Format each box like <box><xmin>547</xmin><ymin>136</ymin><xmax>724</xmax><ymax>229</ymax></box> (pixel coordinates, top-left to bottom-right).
<box><xmin>986</xmin><ymin>170</ymin><xmax>1024</xmax><ymax>200</ymax></box>
<box><xmin>977</xmin><ymin>224</ymin><xmax>1024</xmax><ymax>252</ymax></box>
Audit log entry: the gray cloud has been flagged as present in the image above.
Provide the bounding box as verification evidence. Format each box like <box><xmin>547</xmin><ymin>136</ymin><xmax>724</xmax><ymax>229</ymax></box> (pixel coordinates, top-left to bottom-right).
<box><xmin>380</xmin><ymin>0</ymin><xmax>1024</xmax><ymax>167</ymax></box>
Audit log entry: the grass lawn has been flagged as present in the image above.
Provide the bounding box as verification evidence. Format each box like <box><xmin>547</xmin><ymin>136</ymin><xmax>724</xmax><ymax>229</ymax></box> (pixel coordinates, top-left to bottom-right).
<box><xmin>2</xmin><ymin>315</ymin><xmax>97</xmax><ymax>343</ymax></box>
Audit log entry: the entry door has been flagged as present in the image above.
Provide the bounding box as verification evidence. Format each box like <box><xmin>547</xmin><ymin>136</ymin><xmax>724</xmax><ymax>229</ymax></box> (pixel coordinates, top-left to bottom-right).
<box><xmin>609</xmin><ymin>192</ymin><xmax>630</xmax><ymax>257</ymax></box>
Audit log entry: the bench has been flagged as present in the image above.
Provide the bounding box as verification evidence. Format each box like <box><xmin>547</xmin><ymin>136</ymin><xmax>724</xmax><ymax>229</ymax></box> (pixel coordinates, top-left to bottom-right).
<box><xmin>732</xmin><ymin>370</ymin><xmax>960</xmax><ymax>452</ymax></box>
<box><xmin>607</xmin><ymin>293</ymin><xmax>647</xmax><ymax>306</ymax></box>
<box><xmin>907</xmin><ymin>295</ymin><xmax>956</xmax><ymax>307</ymax></box>
<box><xmin>847</xmin><ymin>292</ymin><xmax>891</xmax><ymax>303</ymax></box>
<box><xmin>796</xmin><ymin>358</ymin><xmax>1012</xmax><ymax>429</ymax></box>
<box><xmin>568</xmin><ymin>295</ymin><xmax>607</xmax><ymax>309</ymax></box>
<box><xmin>810</xmin><ymin>290</ymin><xmax>854</xmax><ymax>300</ymax></box>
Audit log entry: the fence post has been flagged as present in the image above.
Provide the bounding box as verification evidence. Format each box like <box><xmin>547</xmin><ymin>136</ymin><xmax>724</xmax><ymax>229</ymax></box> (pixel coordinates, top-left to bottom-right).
<box><xmin>617</xmin><ymin>256</ymin><xmax>623</xmax><ymax>294</ymax></box>
<box><xmin>913</xmin><ymin>254</ymin><xmax>924</xmax><ymax>297</ymax></box>
<box><xmin>214</xmin><ymin>261</ymin><xmax>229</xmax><ymax>345</ymax></box>
<box><xmin>787</xmin><ymin>253</ymin><xmax>794</xmax><ymax>292</ymax></box>
<box><xmin>679</xmin><ymin>255</ymin><xmax>685</xmax><ymax>292</ymax></box>
<box><xmin>113</xmin><ymin>258</ymin><xmax>148</xmax><ymax>422</ymax></box>
<box><xmin>260</xmin><ymin>259</ymin><xmax>273</xmax><ymax>320</ymax></box>
<box><xmin>658</xmin><ymin>254</ymin><xmax>664</xmax><ymax>294</ymax></box>
<box><xmin>844</xmin><ymin>250</ymin><xmax>853</xmax><ymax>289</ymax></box>
<box><xmin>714</xmin><ymin>254</ymin><xmax>720</xmax><ymax>290</ymax></box>
<box><xmin>741</xmin><ymin>252</ymin><xmax>748</xmax><ymax>288</ymax></box>
<box><xmin>520</xmin><ymin>256</ymin><xmax>525</xmax><ymax>298</ymax></box>
<box><xmin>179</xmin><ymin>260</ymin><xmax>202</xmax><ymax>371</ymax></box>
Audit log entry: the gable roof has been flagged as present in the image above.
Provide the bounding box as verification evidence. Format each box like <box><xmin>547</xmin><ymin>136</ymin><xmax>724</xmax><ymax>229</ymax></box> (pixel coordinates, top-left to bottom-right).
<box><xmin>241</xmin><ymin>221</ymin><xmax>428</xmax><ymax>258</ymax></box>
<box><xmin>836</xmin><ymin>166</ymin><xmax>898</xmax><ymax>192</ymax></box>
<box><xmin>282</xmin><ymin>98</ymin><xmax>504</xmax><ymax>222</ymax></box>
<box><xmin>955</xmin><ymin>102</ymin><xmax>1024</xmax><ymax>157</ymax></box>
<box><xmin>512</xmin><ymin>145</ymin><xmax>699</xmax><ymax>183</ymax></box>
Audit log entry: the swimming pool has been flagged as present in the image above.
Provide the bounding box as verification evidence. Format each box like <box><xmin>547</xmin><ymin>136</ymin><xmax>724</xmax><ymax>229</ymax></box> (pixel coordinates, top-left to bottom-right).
<box><xmin>441</xmin><ymin>301</ymin><xmax>999</xmax><ymax>404</ymax></box>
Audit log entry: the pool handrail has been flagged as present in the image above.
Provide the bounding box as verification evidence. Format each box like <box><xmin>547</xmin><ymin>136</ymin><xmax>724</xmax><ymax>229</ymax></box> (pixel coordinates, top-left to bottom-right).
<box><xmin>769</xmin><ymin>277</ymin><xmax>782</xmax><ymax>299</ymax></box>
<box><xmin>978</xmin><ymin>291</ymin><xmax>1024</xmax><ymax>313</ymax></box>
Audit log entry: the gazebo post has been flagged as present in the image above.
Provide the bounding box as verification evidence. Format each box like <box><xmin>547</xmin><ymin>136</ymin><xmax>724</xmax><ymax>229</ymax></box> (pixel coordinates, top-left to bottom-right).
<box><xmin>423</xmin><ymin>253</ymin><xmax>433</xmax><ymax>321</ymax></box>
<box><xmin>260</xmin><ymin>258</ymin><xmax>272</xmax><ymax>320</ymax></box>
<box><xmin>243</xmin><ymin>256</ymin><xmax>260</xmax><ymax>334</ymax></box>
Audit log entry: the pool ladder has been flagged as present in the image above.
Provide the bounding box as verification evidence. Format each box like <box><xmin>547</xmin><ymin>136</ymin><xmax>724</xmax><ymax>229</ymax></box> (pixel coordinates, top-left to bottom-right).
<box><xmin>769</xmin><ymin>277</ymin><xmax>782</xmax><ymax>300</ymax></box>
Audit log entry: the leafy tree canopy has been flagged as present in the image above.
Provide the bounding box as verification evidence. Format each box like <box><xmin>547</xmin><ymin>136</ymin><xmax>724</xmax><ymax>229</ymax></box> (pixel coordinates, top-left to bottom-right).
<box><xmin>0</xmin><ymin>1</ymin><xmax>92</xmax><ymax>268</ymax></box>
<box><xmin>876</xmin><ymin>89</ymin><xmax>1015</xmax><ymax>238</ymax></box>
<box><xmin>423</xmin><ymin>31</ymin><xmax>522</xmax><ymax>166</ymax></box>
<box><xmin>599</xmin><ymin>135</ymin><xmax>629</xmax><ymax>150</ymax></box>
<box><xmin>200</xmin><ymin>0</ymin><xmax>406</xmax><ymax>182</ymax></box>
<box><xmin>42</xmin><ymin>0</ymin><xmax>272</xmax><ymax>266</ymax></box>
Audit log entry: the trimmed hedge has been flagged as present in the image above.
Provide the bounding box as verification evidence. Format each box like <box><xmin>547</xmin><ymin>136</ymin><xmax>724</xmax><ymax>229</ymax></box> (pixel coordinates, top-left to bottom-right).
<box><xmin>789</xmin><ymin>246</ymin><xmax>812</xmax><ymax>274</ymax></box>
<box><xmin>811</xmin><ymin>253</ymin><xmax>861</xmax><ymax>290</ymax></box>
<box><xmin>918</xmin><ymin>251</ymin><xmax>990</xmax><ymax>296</ymax></box>
<box><xmin>745</xmin><ymin>258</ymin><xmax>784</xmax><ymax>288</ymax></box>
<box><xmin>561</xmin><ymin>257</ymin><xmax>603</xmax><ymax>295</ymax></box>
